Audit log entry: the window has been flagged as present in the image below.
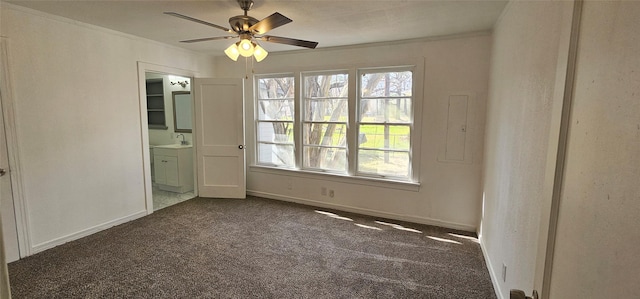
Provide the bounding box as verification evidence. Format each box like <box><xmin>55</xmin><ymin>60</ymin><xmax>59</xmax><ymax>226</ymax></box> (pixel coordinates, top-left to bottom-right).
<box><xmin>302</xmin><ymin>72</ymin><xmax>349</xmax><ymax>172</ymax></box>
<box><xmin>254</xmin><ymin>66</ymin><xmax>416</xmax><ymax>183</ymax></box>
<box><xmin>357</xmin><ymin>70</ymin><xmax>413</xmax><ymax>178</ymax></box>
<box><xmin>255</xmin><ymin>75</ymin><xmax>295</xmax><ymax>167</ymax></box>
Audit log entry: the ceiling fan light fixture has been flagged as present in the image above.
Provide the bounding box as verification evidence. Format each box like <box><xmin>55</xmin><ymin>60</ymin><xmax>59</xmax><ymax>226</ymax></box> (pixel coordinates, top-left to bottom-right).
<box><xmin>166</xmin><ymin>0</ymin><xmax>318</xmax><ymax>64</ymax></box>
<box><xmin>237</xmin><ymin>39</ymin><xmax>255</xmax><ymax>57</ymax></box>
<box><xmin>224</xmin><ymin>43</ymin><xmax>240</xmax><ymax>61</ymax></box>
<box><xmin>253</xmin><ymin>44</ymin><xmax>268</xmax><ymax>62</ymax></box>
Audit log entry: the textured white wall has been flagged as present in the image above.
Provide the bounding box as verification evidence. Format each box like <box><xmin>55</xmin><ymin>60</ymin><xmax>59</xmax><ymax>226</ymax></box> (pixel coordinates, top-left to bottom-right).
<box><xmin>214</xmin><ymin>34</ymin><xmax>491</xmax><ymax>231</ymax></box>
<box><xmin>480</xmin><ymin>1</ymin><xmax>573</xmax><ymax>298</ymax></box>
<box><xmin>549</xmin><ymin>2</ymin><xmax>640</xmax><ymax>298</ymax></box>
<box><xmin>0</xmin><ymin>4</ymin><xmax>214</xmax><ymax>252</ymax></box>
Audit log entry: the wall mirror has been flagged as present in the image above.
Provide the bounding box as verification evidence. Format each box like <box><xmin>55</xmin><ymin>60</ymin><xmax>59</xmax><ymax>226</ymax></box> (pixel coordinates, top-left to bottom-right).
<box><xmin>172</xmin><ymin>91</ymin><xmax>192</xmax><ymax>133</ymax></box>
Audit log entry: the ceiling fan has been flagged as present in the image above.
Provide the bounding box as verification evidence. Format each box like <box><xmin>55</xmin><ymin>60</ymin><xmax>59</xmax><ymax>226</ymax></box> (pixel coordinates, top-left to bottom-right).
<box><xmin>165</xmin><ymin>0</ymin><xmax>318</xmax><ymax>62</ymax></box>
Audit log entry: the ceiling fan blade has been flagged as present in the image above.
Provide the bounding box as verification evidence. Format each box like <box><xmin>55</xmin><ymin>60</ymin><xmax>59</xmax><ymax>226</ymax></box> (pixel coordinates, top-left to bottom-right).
<box><xmin>179</xmin><ymin>36</ymin><xmax>237</xmax><ymax>43</ymax></box>
<box><xmin>164</xmin><ymin>12</ymin><xmax>232</xmax><ymax>33</ymax></box>
<box><xmin>249</xmin><ymin>12</ymin><xmax>292</xmax><ymax>35</ymax></box>
<box><xmin>259</xmin><ymin>35</ymin><xmax>318</xmax><ymax>49</ymax></box>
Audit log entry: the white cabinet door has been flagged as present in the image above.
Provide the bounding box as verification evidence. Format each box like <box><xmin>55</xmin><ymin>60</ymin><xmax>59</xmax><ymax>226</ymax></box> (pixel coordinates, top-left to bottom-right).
<box><xmin>153</xmin><ymin>155</ymin><xmax>166</xmax><ymax>185</ymax></box>
<box><xmin>164</xmin><ymin>156</ymin><xmax>179</xmax><ymax>187</ymax></box>
<box><xmin>193</xmin><ymin>78</ymin><xmax>245</xmax><ymax>198</ymax></box>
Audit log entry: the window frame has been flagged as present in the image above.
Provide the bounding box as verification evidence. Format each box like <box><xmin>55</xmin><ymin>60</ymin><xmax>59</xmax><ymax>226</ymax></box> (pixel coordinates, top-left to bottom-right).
<box><xmin>356</xmin><ymin>66</ymin><xmax>415</xmax><ymax>180</ymax></box>
<box><xmin>254</xmin><ymin>73</ymin><xmax>296</xmax><ymax>168</ymax></box>
<box><xmin>251</xmin><ymin>59</ymin><xmax>424</xmax><ymax>189</ymax></box>
<box><xmin>300</xmin><ymin>70</ymin><xmax>350</xmax><ymax>174</ymax></box>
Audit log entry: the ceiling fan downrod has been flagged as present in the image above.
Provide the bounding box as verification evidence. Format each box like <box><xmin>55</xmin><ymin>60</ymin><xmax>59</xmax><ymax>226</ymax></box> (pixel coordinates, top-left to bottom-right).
<box><xmin>238</xmin><ymin>0</ymin><xmax>254</xmax><ymax>15</ymax></box>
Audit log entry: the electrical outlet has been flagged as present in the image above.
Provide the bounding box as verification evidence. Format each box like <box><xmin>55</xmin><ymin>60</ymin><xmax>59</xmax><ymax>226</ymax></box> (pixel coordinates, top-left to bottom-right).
<box><xmin>321</xmin><ymin>187</ymin><xmax>327</xmax><ymax>196</ymax></box>
<box><xmin>502</xmin><ymin>263</ymin><xmax>507</xmax><ymax>282</ymax></box>
<box><xmin>329</xmin><ymin>190</ymin><xmax>335</xmax><ymax>198</ymax></box>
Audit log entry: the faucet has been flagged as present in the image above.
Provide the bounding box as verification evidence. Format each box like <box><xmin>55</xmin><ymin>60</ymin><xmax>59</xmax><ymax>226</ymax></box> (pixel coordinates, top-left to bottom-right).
<box><xmin>177</xmin><ymin>134</ymin><xmax>187</xmax><ymax>145</ymax></box>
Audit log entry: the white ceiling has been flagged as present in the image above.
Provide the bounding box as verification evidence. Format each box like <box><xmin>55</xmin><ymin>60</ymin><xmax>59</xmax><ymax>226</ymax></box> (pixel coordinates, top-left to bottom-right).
<box><xmin>6</xmin><ymin>0</ymin><xmax>508</xmax><ymax>54</ymax></box>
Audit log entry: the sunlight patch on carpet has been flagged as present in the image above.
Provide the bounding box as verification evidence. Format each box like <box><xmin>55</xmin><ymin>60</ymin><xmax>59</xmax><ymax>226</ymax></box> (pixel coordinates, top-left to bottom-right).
<box><xmin>315</xmin><ymin>210</ymin><xmax>354</xmax><ymax>221</ymax></box>
<box><xmin>355</xmin><ymin>223</ymin><xmax>383</xmax><ymax>231</ymax></box>
<box><xmin>427</xmin><ymin>236</ymin><xmax>462</xmax><ymax>245</ymax></box>
<box><xmin>375</xmin><ymin>221</ymin><xmax>423</xmax><ymax>233</ymax></box>
<box><xmin>448</xmin><ymin>233</ymin><xmax>479</xmax><ymax>243</ymax></box>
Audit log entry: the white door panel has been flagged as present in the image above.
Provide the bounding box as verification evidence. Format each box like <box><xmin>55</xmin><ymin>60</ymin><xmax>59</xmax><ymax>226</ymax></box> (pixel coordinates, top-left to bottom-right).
<box><xmin>194</xmin><ymin>78</ymin><xmax>245</xmax><ymax>198</ymax></box>
<box><xmin>0</xmin><ymin>87</ymin><xmax>19</xmax><ymax>263</ymax></box>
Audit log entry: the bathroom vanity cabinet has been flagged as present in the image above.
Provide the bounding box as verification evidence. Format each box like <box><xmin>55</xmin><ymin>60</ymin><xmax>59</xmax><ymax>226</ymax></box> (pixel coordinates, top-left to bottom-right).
<box><xmin>153</xmin><ymin>145</ymin><xmax>193</xmax><ymax>193</ymax></box>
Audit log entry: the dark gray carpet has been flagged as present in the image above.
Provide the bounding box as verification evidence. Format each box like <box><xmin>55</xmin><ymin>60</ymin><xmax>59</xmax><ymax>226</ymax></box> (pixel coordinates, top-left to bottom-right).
<box><xmin>8</xmin><ymin>196</ymin><xmax>496</xmax><ymax>298</ymax></box>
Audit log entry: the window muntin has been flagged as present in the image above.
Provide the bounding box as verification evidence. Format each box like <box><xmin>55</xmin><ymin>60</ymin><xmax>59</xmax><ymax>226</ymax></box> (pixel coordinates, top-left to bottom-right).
<box><xmin>302</xmin><ymin>72</ymin><xmax>349</xmax><ymax>172</ymax></box>
<box><xmin>255</xmin><ymin>75</ymin><xmax>295</xmax><ymax>167</ymax></box>
<box><xmin>357</xmin><ymin>70</ymin><xmax>413</xmax><ymax>178</ymax></box>
<box><xmin>254</xmin><ymin>67</ymin><xmax>415</xmax><ymax>182</ymax></box>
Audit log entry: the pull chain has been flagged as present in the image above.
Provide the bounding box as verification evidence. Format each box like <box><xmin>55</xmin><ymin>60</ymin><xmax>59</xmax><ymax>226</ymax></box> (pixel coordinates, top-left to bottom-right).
<box><xmin>243</xmin><ymin>56</ymin><xmax>256</xmax><ymax>80</ymax></box>
<box><xmin>244</xmin><ymin>57</ymin><xmax>249</xmax><ymax>80</ymax></box>
<box><xmin>251</xmin><ymin>57</ymin><xmax>255</xmax><ymax>76</ymax></box>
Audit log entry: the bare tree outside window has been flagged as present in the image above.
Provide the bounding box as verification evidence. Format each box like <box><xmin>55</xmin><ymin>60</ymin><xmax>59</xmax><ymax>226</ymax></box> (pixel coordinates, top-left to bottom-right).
<box><xmin>255</xmin><ymin>67</ymin><xmax>414</xmax><ymax>181</ymax></box>
<box><xmin>256</xmin><ymin>76</ymin><xmax>295</xmax><ymax>167</ymax></box>
<box><xmin>302</xmin><ymin>72</ymin><xmax>349</xmax><ymax>172</ymax></box>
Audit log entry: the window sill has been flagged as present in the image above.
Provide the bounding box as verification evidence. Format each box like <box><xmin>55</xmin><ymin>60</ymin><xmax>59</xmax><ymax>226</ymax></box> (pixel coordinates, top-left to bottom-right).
<box><xmin>249</xmin><ymin>165</ymin><xmax>421</xmax><ymax>192</ymax></box>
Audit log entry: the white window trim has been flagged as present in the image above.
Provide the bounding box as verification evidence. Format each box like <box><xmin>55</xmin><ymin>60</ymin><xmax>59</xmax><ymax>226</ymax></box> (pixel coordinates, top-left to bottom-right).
<box><xmin>254</xmin><ymin>73</ymin><xmax>296</xmax><ymax>168</ymax></box>
<box><xmin>301</xmin><ymin>70</ymin><xmax>350</xmax><ymax>173</ymax></box>
<box><xmin>250</xmin><ymin>164</ymin><xmax>420</xmax><ymax>192</ymax></box>
<box><xmin>251</xmin><ymin>58</ymin><xmax>425</xmax><ymax>187</ymax></box>
<box><xmin>355</xmin><ymin>66</ymin><xmax>416</xmax><ymax>180</ymax></box>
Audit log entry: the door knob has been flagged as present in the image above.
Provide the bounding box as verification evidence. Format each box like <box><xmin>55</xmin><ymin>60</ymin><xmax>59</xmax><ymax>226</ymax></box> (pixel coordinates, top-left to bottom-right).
<box><xmin>238</xmin><ymin>145</ymin><xmax>244</xmax><ymax>149</ymax></box>
<box><xmin>0</xmin><ymin>168</ymin><xmax>6</xmax><ymax>177</ymax></box>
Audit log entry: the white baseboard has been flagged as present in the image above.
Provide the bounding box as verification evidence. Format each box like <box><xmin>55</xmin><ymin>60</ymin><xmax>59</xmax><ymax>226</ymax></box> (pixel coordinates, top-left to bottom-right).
<box><xmin>30</xmin><ymin>210</ymin><xmax>148</xmax><ymax>254</ymax></box>
<box><xmin>480</xmin><ymin>237</ymin><xmax>505</xmax><ymax>299</ymax></box>
<box><xmin>247</xmin><ymin>190</ymin><xmax>476</xmax><ymax>232</ymax></box>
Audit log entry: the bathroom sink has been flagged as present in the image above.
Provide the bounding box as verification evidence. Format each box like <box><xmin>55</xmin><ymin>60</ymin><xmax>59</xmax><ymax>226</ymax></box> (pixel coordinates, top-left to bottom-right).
<box><xmin>154</xmin><ymin>144</ymin><xmax>192</xmax><ymax>149</ymax></box>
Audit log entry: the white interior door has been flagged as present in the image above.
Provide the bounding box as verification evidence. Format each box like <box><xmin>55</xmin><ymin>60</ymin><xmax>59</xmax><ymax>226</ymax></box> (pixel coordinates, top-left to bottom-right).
<box><xmin>0</xmin><ymin>91</ymin><xmax>19</xmax><ymax>263</ymax></box>
<box><xmin>193</xmin><ymin>78</ymin><xmax>245</xmax><ymax>198</ymax></box>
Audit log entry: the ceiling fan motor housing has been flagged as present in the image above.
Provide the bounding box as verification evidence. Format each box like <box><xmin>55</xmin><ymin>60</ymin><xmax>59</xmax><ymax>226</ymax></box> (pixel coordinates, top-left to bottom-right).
<box><xmin>229</xmin><ymin>15</ymin><xmax>259</xmax><ymax>33</ymax></box>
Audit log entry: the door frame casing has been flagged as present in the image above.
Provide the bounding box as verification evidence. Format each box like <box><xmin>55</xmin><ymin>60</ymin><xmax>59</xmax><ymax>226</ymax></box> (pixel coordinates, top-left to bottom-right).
<box><xmin>534</xmin><ymin>1</ymin><xmax>583</xmax><ymax>298</ymax></box>
<box><xmin>136</xmin><ymin>62</ymin><xmax>199</xmax><ymax>214</ymax></box>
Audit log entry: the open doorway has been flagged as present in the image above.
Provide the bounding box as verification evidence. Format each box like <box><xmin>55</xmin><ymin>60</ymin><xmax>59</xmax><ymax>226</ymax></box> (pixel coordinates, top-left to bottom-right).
<box><xmin>145</xmin><ymin>72</ymin><xmax>196</xmax><ymax>211</ymax></box>
<box><xmin>138</xmin><ymin>62</ymin><xmax>199</xmax><ymax>213</ymax></box>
